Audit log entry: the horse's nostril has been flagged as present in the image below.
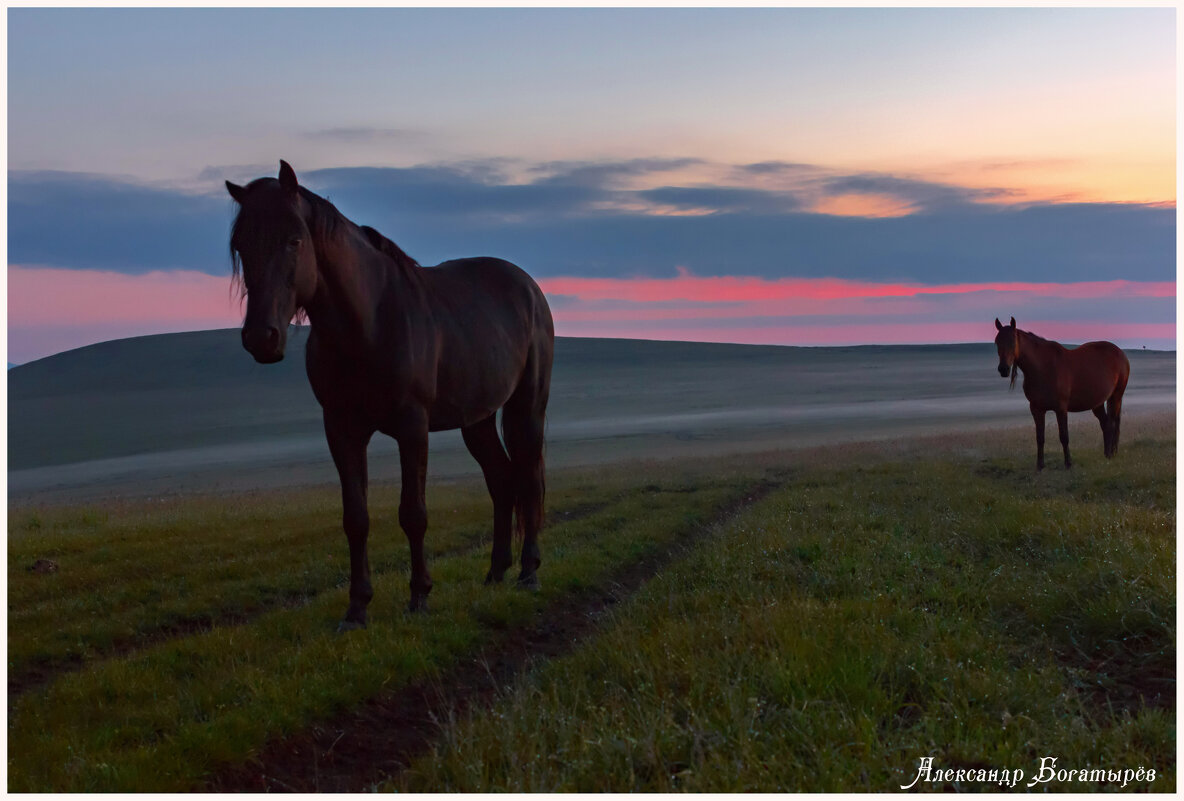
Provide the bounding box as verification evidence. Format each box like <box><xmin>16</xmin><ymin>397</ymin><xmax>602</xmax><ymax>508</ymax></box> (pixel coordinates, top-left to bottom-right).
<box><xmin>242</xmin><ymin>326</ymin><xmax>284</xmax><ymax>361</ymax></box>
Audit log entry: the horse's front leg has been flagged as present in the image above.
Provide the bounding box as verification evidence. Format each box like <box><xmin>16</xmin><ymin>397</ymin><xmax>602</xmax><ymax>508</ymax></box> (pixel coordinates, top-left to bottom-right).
<box><xmin>1055</xmin><ymin>408</ymin><xmax>1071</xmax><ymax>469</ymax></box>
<box><xmin>397</xmin><ymin>414</ymin><xmax>432</xmax><ymax>613</ymax></box>
<box><xmin>325</xmin><ymin>411</ymin><xmax>374</xmax><ymax>631</ymax></box>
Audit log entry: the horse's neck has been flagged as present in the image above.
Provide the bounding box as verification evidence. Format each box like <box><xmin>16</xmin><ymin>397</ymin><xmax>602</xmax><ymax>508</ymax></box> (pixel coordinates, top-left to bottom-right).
<box><xmin>306</xmin><ymin>227</ymin><xmax>426</xmax><ymax>351</ymax></box>
<box><xmin>1016</xmin><ymin>330</ymin><xmax>1056</xmax><ymax>375</ymax></box>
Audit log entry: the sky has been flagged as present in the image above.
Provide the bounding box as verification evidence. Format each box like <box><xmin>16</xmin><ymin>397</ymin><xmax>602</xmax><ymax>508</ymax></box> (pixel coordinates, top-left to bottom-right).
<box><xmin>6</xmin><ymin>6</ymin><xmax>1177</xmax><ymax>363</ymax></box>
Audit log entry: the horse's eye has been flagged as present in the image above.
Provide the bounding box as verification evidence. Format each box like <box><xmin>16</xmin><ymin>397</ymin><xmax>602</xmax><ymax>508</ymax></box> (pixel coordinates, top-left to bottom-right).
<box><xmin>287</xmin><ymin>237</ymin><xmax>302</xmax><ymax>251</ymax></box>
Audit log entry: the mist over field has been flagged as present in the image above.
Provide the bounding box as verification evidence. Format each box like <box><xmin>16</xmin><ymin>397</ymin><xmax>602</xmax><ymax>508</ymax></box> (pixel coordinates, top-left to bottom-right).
<box><xmin>8</xmin><ymin>329</ymin><xmax>1174</xmax><ymax>504</ymax></box>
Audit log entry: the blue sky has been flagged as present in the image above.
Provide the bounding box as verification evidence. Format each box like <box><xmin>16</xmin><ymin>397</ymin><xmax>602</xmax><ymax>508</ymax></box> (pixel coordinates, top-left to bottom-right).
<box><xmin>6</xmin><ymin>6</ymin><xmax>1177</xmax><ymax>361</ymax></box>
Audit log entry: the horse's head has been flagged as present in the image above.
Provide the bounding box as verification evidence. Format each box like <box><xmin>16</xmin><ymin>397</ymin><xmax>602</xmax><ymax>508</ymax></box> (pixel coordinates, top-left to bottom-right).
<box><xmin>994</xmin><ymin>316</ymin><xmax>1019</xmax><ymax>386</ymax></box>
<box><xmin>226</xmin><ymin>161</ymin><xmax>318</xmax><ymax>364</ymax></box>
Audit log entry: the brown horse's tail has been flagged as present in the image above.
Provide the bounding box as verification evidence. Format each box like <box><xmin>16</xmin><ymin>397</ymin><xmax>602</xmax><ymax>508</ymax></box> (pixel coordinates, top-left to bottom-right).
<box><xmin>501</xmin><ymin>326</ymin><xmax>552</xmax><ymax>573</ymax></box>
<box><xmin>1107</xmin><ymin>356</ymin><xmax>1130</xmax><ymax>454</ymax></box>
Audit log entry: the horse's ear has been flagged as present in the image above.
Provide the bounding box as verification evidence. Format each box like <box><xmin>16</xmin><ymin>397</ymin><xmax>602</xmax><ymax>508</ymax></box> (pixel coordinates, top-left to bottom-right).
<box><xmin>995</xmin><ymin>318</ymin><xmax>1003</xmax><ymax>331</ymax></box>
<box><xmin>225</xmin><ymin>180</ymin><xmax>247</xmax><ymax>204</ymax></box>
<box><xmin>1010</xmin><ymin>316</ymin><xmax>1016</xmax><ymax>328</ymax></box>
<box><xmin>278</xmin><ymin>160</ymin><xmax>298</xmax><ymax>195</ymax></box>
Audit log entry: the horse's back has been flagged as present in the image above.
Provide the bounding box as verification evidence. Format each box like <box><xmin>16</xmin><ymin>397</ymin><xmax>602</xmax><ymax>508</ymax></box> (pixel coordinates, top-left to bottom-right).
<box><xmin>1073</xmin><ymin>340</ymin><xmax>1129</xmax><ymax>373</ymax></box>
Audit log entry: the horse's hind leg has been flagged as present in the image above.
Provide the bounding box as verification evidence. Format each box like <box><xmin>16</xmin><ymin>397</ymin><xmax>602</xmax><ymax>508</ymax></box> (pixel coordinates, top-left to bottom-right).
<box><xmin>503</xmin><ymin>375</ymin><xmax>549</xmax><ymax>590</ymax></box>
<box><xmin>462</xmin><ymin>414</ymin><xmax>515</xmax><ymax>584</ymax></box>
<box><xmin>503</xmin><ymin>403</ymin><xmax>545</xmax><ymax>589</ymax></box>
<box><xmin>1107</xmin><ymin>381</ymin><xmax>1126</xmax><ymax>455</ymax></box>
<box><xmin>1055</xmin><ymin>408</ymin><xmax>1071</xmax><ymax>469</ymax></box>
<box><xmin>1030</xmin><ymin>404</ymin><xmax>1046</xmax><ymax>471</ymax></box>
<box><xmin>1092</xmin><ymin>405</ymin><xmax>1112</xmax><ymax>458</ymax></box>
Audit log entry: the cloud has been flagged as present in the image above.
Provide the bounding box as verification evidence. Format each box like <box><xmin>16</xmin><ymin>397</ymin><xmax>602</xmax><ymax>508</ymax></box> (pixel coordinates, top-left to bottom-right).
<box><xmin>8</xmin><ymin>170</ymin><xmax>233</xmax><ymax>272</ymax></box>
<box><xmin>819</xmin><ymin>172</ymin><xmax>1015</xmax><ymax>210</ymax></box>
<box><xmin>6</xmin><ymin>160</ymin><xmax>1176</xmax><ymax>287</ymax></box>
<box><xmin>734</xmin><ymin>160</ymin><xmax>820</xmax><ymax>176</ymax></box>
<box><xmin>11</xmin><ymin>261</ymin><xmax>1172</xmax><ymax>362</ymax></box>
<box><xmin>525</xmin><ymin>158</ymin><xmax>705</xmax><ymax>188</ymax></box>
<box><xmin>537</xmin><ymin>275</ymin><xmax>1175</xmax><ymax>304</ymax></box>
<box><xmin>635</xmin><ymin>186</ymin><xmax>805</xmax><ymax>214</ymax></box>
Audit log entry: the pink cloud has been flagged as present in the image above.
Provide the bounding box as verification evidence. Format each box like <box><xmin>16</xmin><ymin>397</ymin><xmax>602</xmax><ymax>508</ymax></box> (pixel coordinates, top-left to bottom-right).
<box><xmin>7</xmin><ymin>264</ymin><xmax>1174</xmax><ymax>363</ymax></box>
<box><xmin>554</xmin><ymin>320</ymin><xmax>1176</xmax><ymax>348</ymax></box>
<box><xmin>538</xmin><ymin>273</ymin><xmax>1175</xmax><ymax>304</ymax></box>
<box><xmin>8</xmin><ymin>265</ymin><xmax>241</xmax><ymax>328</ymax></box>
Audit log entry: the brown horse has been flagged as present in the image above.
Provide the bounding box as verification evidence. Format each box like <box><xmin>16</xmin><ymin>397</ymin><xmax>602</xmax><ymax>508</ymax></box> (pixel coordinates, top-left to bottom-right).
<box><xmin>994</xmin><ymin>317</ymin><xmax>1129</xmax><ymax>471</ymax></box>
<box><xmin>226</xmin><ymin>162</ymin><xmax>553</xmax><ymax>629</ymax></box>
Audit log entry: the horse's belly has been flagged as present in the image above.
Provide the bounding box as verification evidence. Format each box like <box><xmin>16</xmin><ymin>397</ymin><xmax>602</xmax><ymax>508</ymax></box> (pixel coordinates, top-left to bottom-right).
<box><xmin>426</xmin><ymin>398</ymin><xmax>500</xmax><ymax>431</ymax></box>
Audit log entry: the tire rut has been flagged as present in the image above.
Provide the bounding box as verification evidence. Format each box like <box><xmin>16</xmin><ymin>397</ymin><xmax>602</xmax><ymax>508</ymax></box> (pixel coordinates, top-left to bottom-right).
<box><xmin>207</xmin><ymin>479</ymin><xmax>781</xmax><ymax>792</ymax></box>
<box><xmin>8</xmin><ymin>499</ymin><xmax>618</xmax><ymax>703</ymax></box>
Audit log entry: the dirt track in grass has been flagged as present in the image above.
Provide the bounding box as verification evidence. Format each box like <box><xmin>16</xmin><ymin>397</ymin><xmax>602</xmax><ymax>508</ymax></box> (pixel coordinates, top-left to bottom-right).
<box><xmin>207</xmin><ymin>480</ymin><xmax>781</xmax><ymax>792</ymax></box>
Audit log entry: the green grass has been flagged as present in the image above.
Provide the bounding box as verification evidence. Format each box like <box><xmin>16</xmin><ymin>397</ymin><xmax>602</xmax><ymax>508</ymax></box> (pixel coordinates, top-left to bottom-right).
<box><xmin>8</xmin><ymin>424</ymin><xmax>1176</xmax><ymax>792</ymax></box>
<box><xmin>7</xmin><ymin>479</ymin><xmax>634</xmax><ymax>691</ymax></box>
<box><xmin>391</xmin><ymin>436</ymin><xmax>1176</xmax><ymax>792</ymax></box>
<box><xmin>8</xmin><ymin>468</ymin><xmax>754</xmax><ymax>791</ymax></box>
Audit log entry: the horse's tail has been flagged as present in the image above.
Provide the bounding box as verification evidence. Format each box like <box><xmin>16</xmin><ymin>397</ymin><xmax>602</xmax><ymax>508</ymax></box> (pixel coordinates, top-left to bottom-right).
<box><xmin>501</xmin><ymin>293</ymin><xmax>553</xmax><ymax>570</ymax></box>
<box><xmin>1107</xmin><ymin>351</ymin><xmax>1131</xmax><ymax>453</ymax></box>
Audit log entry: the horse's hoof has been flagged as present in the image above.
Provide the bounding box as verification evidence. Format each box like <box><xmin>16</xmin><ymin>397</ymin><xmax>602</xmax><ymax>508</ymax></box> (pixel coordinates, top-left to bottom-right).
<box><xmin>516</xmin><ymin>572</ymin><xmax>540</xmax><ymax>592</ymax></box>
<box><xmin>407</xmin><ymin>597</ymin><xmax>429</xmax><ymax>614</ymax></box>
<box><xmin>484</xmin><ymin>569</ymin><xmax>505</xmax><ymax>585</ymax></box>
<box><xmin>336</xmin><ymin>619</ymin><xmax>366</xmax><ymax>634</ymax></box>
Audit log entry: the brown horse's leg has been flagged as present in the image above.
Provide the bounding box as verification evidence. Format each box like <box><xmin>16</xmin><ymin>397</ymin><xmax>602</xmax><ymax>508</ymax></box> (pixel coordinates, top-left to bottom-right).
<box><xmin>397</xmin><ymin>421</ymin><xmax>432</xmax><ymax>612</ymax></box>
<box><xmin>1108</xmin><ymin>388</ymin><xmax>1125</xmax><ymax>455</ymax></box>
<box><xmin>503</xmin><ymin>404</ymin><xmax>546</xmax><ymax>591</ymax></box>
<box><xmin>1092</xmin><ymin>406</ymin><xmax>1112</xmax><ymax>458</ymax></box>
<box><xmin>1030</xmin><ymin>404</ymin><xmax>1046</xmax><ymax>471</ymax></box>
<box><xmin>461</xmin><ymin>414</ymin><xmax>515</xmax><ymax>584</ymax></box>
<box><xmin>324</xmin><ymin>411</ymin><xmax>373</xmax><ymax>631</ymax></box>
<box><xmin>1055</xmin><ymin>409</ymin><xmax>1071</xmax><ymax>469</ymax></box>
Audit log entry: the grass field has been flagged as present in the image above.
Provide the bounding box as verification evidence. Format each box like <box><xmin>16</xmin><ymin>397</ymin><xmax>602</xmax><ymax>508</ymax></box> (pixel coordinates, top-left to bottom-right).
<box><xmin>7</xmin><ymin>416</ymin><xmax>1174</xmax><ymax>792</ymax></box>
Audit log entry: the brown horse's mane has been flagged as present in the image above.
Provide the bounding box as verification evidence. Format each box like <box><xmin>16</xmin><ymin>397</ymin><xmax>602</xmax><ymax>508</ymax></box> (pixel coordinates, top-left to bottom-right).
<box><xmin>1018</xmin><ymin>327</ymin><xmax>1053</xmax><ymax>347</ymax></box>
<box><xmin>358</xmin><ymin>224</ymin><xmax>421</xmax><ymax>272</ymax></box>
<box><xmin>1010</xmin><ymin>327</ymin><xmax>1062</xmax><ymax>390</ymax></box>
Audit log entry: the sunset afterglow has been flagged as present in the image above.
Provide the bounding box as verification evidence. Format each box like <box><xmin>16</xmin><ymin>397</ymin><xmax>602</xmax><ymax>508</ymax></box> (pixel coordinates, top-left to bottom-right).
<box><xmin>7</xmin><ymin>7</ymin><xmax>1175</xmax><ymax>363</ymax></box>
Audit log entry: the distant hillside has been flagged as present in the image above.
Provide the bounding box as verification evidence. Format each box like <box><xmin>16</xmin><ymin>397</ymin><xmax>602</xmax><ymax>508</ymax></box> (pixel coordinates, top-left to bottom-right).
<box><xmin>8</xmin><ymin>328</ymin><xmax>1174</xmax><ymax>472</ymax></box>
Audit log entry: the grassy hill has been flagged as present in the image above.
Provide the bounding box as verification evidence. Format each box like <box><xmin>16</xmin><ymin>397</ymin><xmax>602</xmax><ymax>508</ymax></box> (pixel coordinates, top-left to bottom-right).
<box><xmin>8</xmin><ymin>329</ymin><xmax>1175</xmax><ymax>474</ymax></box>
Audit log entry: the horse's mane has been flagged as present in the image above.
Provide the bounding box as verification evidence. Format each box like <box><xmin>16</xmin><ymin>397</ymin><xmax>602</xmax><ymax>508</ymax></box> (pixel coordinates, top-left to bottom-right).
<box><xmin>359</xmin><ymin>224</ymin><xmax>421</xmax><ymax>272</ymax></box>
<box><xmin>1010</xmin><ymin>327</ymin><xmax>1056</xmax><ymax>390</ymax></box>
<box><xmin>1019</xmin><ymin>328</ymin><xmax>1052</xmax><ymax>346</ymax></box>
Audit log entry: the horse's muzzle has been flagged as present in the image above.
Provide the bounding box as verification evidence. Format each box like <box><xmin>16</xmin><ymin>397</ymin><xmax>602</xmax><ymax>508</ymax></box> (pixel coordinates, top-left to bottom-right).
<box><xmin>242</xmin><ymin>326</ymin><xmax>285</xmax><ymax>364</ymax></box>
<box><xmin>997</xmin><ymin>365</ymin><xmax>1010</xmax><ymax>377</ymax></box>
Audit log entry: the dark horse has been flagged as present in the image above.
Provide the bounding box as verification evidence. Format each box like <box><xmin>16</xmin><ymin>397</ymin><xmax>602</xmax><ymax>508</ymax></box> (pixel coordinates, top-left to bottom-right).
<box><xmin>226</xmin><ymin>162</ymin><xmax>553</xmax><ymax>628</ymax></box>
<box><xmin>994</xmin><ymin>317</ymin><xmax>1129</xmax><ymax>471</ymax></box>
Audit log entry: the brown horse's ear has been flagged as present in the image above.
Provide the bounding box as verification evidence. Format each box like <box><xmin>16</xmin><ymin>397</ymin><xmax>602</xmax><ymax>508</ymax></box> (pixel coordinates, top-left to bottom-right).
<box><xmin>278</xmin><ymin>160</ymin><xmax>298</xmax><ymax>195</ymax></box>
<box><xmin>225</xmin><ymin>180</ymin><xmax>247</xmax><ymax>204</ymax></box>
<box><xmin>995</xmin><ymin>317</ymin><xmax>1003</xmax><ymax>331</ymax></box>
<box><xmin>1010</xmin><ymin>316</ymin><xmax>1016</xmax><ymax>328</ymax></box>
